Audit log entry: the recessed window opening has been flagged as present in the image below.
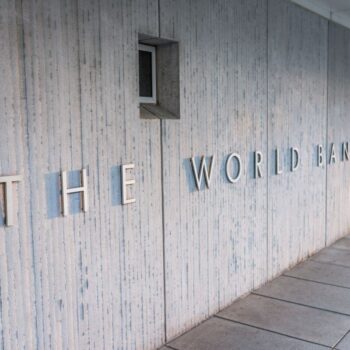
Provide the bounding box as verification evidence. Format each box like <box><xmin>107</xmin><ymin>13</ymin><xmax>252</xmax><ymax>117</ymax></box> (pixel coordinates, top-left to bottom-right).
<box><xmin>139</xmin><ymin>44</ymin><xmax>157</xmax><ymax>104</ymax></box>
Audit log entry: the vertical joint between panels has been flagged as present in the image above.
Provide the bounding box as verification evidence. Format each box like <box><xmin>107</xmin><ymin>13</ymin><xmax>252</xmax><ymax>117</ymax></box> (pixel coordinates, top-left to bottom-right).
<box><xmin>160</xmin><ymin>119</ymin><xmax>167</xmax><ymax>342</ymax></box>
<box><xmin>158</xmin><ymin>0</ymin><xmax>167</xmax><ymax>342</ymax></box>
<box><xmin>325</xmin><ymin>20</ymin><xmax>330</xmax><ymax>247</ymax></box>
<box><xmin>266</xmin><ymin>0</ymin><xmax>269</xmax><ymax>279</ymax></box>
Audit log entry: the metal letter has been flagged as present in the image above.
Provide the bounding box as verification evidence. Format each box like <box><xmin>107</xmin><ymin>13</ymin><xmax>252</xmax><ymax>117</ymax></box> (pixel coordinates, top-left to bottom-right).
<box><xmin>317</xmin><ymin>144</ymin><xmax>324</xmax><ymax>167</ymax></box>
<box><xmin>329</xmin><ymin>143</ymin><xmax>336</xmax><ymax>164</ymax></box>
<box><xmin>121</xmin><ymin>164</ymin><xmax>136</xmax><ymax>205</ymax></box>
<box><xmin>190</xmin><ymin>155</ymin><xmax>215</xmax><ymax>190</ymax></box>
<box><xmin>61</xmin><ymin>169</ymin><xmax>89</xmax><ymax>216</ymax></box>
<box><xmin>254</xmin><ymin>151</ymin><xmax>263</xmax><ymax>178</ymax></box>
<box><xmin>342</xmin><ymin>142</ymin><xmax>349</xmax><ymax>161</ymax></box>
<box><xmin>0</xmin><ymin>175</ymin><xmax>22</xmax><ymax>226</ymax></box>
<box><xmin>291</xmin><ymin>147</ymin><xmax>300</xmax><ymax>172</ymax></box>
<box><xmin>275</xmin><ymin>149</ymin><xmax>283</xmax><ymax>175</ymax></box>
<box><xmin>225</xmin><ymin>153</ymin><xmax>242</xmax><ymax>183</ymax></box>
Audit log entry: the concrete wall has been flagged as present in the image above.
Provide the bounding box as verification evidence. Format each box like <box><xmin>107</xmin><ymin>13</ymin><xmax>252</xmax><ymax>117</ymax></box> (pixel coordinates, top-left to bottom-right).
<box><xmin>267</xmin><ymin>0</ymin><xmax>328</xmax><ymax>279</ymax></box>
<box><xmin>160</xmin><ymin>0</ymin><xmax>268</xmax><ymax>338</ymax></box>
<box><xmin>0</xmin><ymin>0</ymin><xmax>349</xmax><ymax>349</ymax></box>
<box><xmin>327</xmin><ymin>22</ymin><xmax>350</xmax><ymax>245</ymax></box>
<box><xmin>1</xmin><ymin>0</ymin><xmax>164</xmax><ymax>349</ymax></box>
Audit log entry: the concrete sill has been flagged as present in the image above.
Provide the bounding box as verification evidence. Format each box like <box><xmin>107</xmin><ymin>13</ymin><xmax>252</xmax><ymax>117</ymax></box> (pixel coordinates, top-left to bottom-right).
<box><xmin>140</xmin><ymin>103</ymin><xmax>179</xmax><ymax>120</ymax></box>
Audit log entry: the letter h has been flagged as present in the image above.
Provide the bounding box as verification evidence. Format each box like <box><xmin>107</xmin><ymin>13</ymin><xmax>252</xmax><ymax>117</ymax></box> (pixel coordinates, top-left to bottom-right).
<box><xmin>61</xmin><ymin>169</ymin><xmax>89</xmax><ymax>216</ymax></box>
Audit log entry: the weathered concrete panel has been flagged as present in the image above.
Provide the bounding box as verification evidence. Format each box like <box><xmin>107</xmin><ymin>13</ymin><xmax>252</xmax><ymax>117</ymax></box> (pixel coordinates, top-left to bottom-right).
<box><xmin>160</xmin><ymin>0</ymin><xmax>268</xmax><ymax>340</ymax></box>
<box><xmin>327</xmin><ymin>23</ymin><xmax>350</xmax><ymax>245</ymax></box>
<box><xmin>268</xmin><ymin>0</ymin><xmax>328</xmax><ymax>278</ymax></box>
<box><xmin>0</xmin><ymin>0</ymin><xmax>164</xmax><ymax>349</ymax></box>
<box><xmin>0</xmin><ymin>1</ymin><xmax>36</xmax><ymax>349</ymax></box>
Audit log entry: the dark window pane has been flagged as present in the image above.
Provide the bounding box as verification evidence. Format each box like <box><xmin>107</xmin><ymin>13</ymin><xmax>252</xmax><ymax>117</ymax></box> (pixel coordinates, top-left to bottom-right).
<box><xmin>139</xmin><ymin>50</ymin><xmax>153</xmax><ymax>98</ymax></box>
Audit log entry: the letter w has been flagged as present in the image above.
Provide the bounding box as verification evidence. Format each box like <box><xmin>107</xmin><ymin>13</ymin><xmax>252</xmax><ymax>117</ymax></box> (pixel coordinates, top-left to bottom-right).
<box><xmin>190</xmin><ymin>156</ymin><xmax>215</xmax><ymax>190</ymax></box>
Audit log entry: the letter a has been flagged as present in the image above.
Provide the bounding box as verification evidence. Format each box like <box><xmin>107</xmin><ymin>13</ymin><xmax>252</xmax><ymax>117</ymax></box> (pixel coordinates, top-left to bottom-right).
<box><xmin>329</xmin><ymin>143</ymin><xmax>336</xmax><ymax>164</ymax></box>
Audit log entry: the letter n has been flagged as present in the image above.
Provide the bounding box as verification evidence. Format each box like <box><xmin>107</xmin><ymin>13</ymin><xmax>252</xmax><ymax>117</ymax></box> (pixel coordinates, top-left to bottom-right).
<box><xmin>343</xmin><ymin>142</ymin><xmax>349</xmax><ymax>161</ymax></box>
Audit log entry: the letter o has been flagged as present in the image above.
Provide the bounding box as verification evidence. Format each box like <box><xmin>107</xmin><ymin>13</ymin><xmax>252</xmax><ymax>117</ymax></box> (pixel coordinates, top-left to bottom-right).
<box><xmin>225</xmin><ymin>153</ymin><xmax>242</xmax><ymax>183</ymax></box>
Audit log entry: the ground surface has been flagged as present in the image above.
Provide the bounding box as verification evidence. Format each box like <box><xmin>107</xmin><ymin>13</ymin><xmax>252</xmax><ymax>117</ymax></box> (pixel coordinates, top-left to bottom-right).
<box><xmin>161</xmin><ymin>235</ymin><xmax>350</xmax><ymax>349</ymax></box>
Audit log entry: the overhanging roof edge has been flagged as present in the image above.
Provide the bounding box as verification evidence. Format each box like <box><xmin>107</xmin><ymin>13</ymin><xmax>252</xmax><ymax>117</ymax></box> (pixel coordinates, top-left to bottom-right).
<box><xmin>290</xmin><ymin>0</ymin><xmax>350</xmax><ymax>30</ymax></box>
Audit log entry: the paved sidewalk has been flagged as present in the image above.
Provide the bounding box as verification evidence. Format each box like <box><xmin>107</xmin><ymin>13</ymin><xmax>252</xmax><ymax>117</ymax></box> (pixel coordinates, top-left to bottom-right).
<box><xmin>161</xmin><ymin>235</ymin><xmax>350</xmax><ymax>350</ymax></box>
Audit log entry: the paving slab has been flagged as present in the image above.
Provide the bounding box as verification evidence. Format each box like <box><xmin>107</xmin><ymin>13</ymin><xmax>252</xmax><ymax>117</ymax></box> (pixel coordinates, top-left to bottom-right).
<box><xmin>332</xmin><ymin>237</ymin><xmax>350</xmax><ymax>251</ymax></box>
<box><xmin>311</xmin><ymin>247</ymin><xmax>350</xmax><ymax>267</ymax></box>
<box><xmin>284</xmin><ymin>260</ymin><xmax>350</xmax><ymax>288</ymax></box>
<box><xmin>336</xmin><ymin>331</ymin><xmax>350</xmax><ymax>350</ymax></box>
<box><xmin>168</xmin><ymin>317</ymin><xmax>329</xmax><ymax>350</ymax></box>
<box><xmin>254</xmin><ymin>275</ymin><xmax>350</xmax><ymax>315</ymax></box>
<box><xmin>164</xmin><ymin>241</ymin><xmax>350</xmax><ymax>350</ymax></box>
<box><xmin>217</xmin><ymin>294</ymin><xmax>350</xmax><ymax>347</ymax></box>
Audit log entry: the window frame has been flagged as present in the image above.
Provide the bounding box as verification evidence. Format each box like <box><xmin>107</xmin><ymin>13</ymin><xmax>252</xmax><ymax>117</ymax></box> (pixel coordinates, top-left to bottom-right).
<box><xmin>139</xmin><ymin>44</ymin><xmax>157</xmax><ymax>104</ymax></box>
